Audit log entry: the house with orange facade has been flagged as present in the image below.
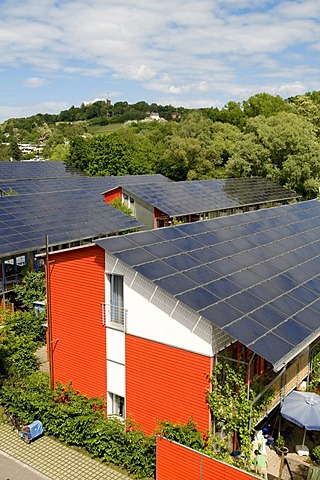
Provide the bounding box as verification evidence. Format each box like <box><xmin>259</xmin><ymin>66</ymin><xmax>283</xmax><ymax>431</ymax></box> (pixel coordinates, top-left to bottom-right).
<box><xmin>47</xmin><ymin>199</ymin><xmax>320</xmax><ymax>436</ymax></box>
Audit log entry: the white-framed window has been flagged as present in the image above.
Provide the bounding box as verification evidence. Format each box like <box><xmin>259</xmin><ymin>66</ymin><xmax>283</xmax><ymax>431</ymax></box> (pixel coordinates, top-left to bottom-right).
<box><xmin>108</xmin><ymin>392</ymin><xmax>125</xmax><ymax>417</ymax></box>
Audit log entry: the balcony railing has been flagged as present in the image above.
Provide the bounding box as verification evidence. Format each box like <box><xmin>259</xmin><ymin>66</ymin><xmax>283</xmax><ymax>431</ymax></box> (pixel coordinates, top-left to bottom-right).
<box><xmin>101</xmin><ymin>303</ymin><xmax>128</xmax><ymax>329</ymax></box>
<box><xmin>252</xmin><ymin>352</ymin><xmax>309</xmax><ymax>415</ymax></box>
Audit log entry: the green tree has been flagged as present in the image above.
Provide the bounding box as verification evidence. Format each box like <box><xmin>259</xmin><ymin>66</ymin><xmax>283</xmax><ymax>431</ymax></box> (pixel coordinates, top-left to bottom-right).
<box><xmin>14</xmin><ymin>271</ymin><xmax>46</xmax><ymax>310</ymax></box>
<box><xmin>67</xmin><ymin>136</ymin><xmax>91</xmax><ymax>172</ymax></box>
<box><xmin>2</xmin><ymin>310</ymin><xmax>46</xmax><ymax>344</ymax></box>
<box><xmin>9</xmin><ymin>140</ymin><xmax>22</xmax><ymax>160</ymax></box>
<box><xmin>242</xmin><ymin>93</ymin><xmax>292</xmax><ymax>118</ymax></box>
<box><xmin>226</xmin><ymin>112</ymin><xmax>320</xmax><ymax>197</ymax></box>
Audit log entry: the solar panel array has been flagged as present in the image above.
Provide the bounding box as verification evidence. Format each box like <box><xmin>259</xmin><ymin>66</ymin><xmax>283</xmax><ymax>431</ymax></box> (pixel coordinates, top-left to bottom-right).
<box><xmin>0</xmin><ymin>191</ymin><xmax>141</xmax><ymax>257</ymax></box>
<box><xmin>121</xmin><ymin>177</ymin><xmax>299</xmax><ymax>216</ymax></box>
<box><xmin>97</xmin><ymin>200</ymin><xmax>320</xmax><ymax>370</ymax></box>
<box><xmin>0</xmin><ymin>161</ymin><xmax>83</xmax><ymax>180</ymax></box>
<box><xmin>0</xmin><ymin>173</ymin><xmax>170</xmax><ymax>195</ymax></box>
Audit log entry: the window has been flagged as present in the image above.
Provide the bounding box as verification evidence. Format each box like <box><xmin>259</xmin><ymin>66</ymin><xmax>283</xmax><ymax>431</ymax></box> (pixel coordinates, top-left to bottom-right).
<box><xmin>108</xmin><ymin>392</ymin><xmax>125</xmax><ymax>417</ymax></box>
<box><xmin>108</xmin><ymin>274</ymin><xmax>124</xmax><ymax>325</ymax></box>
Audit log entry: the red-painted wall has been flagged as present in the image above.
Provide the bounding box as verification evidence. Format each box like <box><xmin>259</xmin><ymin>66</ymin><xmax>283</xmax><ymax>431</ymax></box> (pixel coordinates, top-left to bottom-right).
<box><xmin>104</xmin><ymin>187</ymin><xmax>122</xmax><ymax>203</ymax></box>
<box><xmin>49</xmin><ymin>245</ymin><xmax>106</xmax><ymax>399</ymax></box>
<box><xmin>126</xmin><ymin>335</ymin><xmax>211</xmax><ymax>436</ymax></box>
<box><xmin>156</xmin><ymin>437</ymin><xmax>259</xmax><ymax>480</ymax></box>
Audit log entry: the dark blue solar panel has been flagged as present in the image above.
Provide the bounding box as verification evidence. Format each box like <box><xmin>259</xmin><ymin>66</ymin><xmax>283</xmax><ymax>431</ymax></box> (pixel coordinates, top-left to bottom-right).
<box><xmin>249</xmin><ymin>304</ymin><xmax>287</xmax><ymax>329</ymax></box>
<box><xmin>135</xmin><ymin>260</ymin><xmax>177</xmax><ymax>280</ymax></box>
<box><xmin>205</xmin><ymin>278</ymin><xmax>241</xmax><ymax>299</ymax></box>
<box><xmin>170</xmin><ymin>236</ymin><xmax>204</xmax><ymax>251</ymax></box>
<box><xmin>304</xmin><ymin>277</ymin><xmax>320</xmax><ymax>295</ymax></box>
<box><xmin>189</xmin><ymin>248</ymin><xmax>221</xmax><ymax>263</ymax></box>
<box><xmin>116</xmin><ymin>248</ymin><xmax>157</xmax><ymax>266</ymax></box>
<box><xmin>293</xmin><ymin>308</ymin><xmax>320</xmax><ymax>330</ymax></box>
<box><xmin>227</xmin><ymin>291</ymin><xmax>262</xmax><ymax>314</ymax></box>
<box><xmin>177</xmin><ymin>287</ymin><xmax>220</xmax><ymax>311</ymax></box>
<box><xmin>287</xmin><ymin>285</ymin><xmax>319</xmax><ymax>306</ymax></box>
<box><xmin>152</xmin><ymin>227</ymin><xmax>185</xmax><ymax>240</ymax></box>
<box><xmin>163</xmin><ymin>253</ymin><xmax>201</xmax><ymax>271</ymax></box>
<box><xmin>272</xmin><ymin>319</ymin><xmax>312</xmax><ymax>345</ymax></box>
<box><xmin>248</xmin><ymin>282</ymin><xmax>282</xmax><ymax>302</ymax></box>
<box><xmin>224</xmin><ymin>317</ymin><xmax>268</xmax><ymax>345</ymax></box>
<box><xmin>200</xmin><ymin>302</ymin><xmax>242</xmax><ymax>327</ymax></box>
<box><xmin>156</xmin><ymin>273</ymin><xmax>198</xmax><ymax>295</ymax></box>
<box><xmin>144</xmin><ymin>242</ymin><xmax>182</xmax><ymax>258</ymax></box>
<box><xmin>182</xmin><ymin>265</ymin><xmax>219</xmax><ymax>284</ymax></box>
<box><xmin>208</xmin><ymin>258</ymin><xmax>239</xmax><ymax>276</ymax></box>
<box><xmin>247</xmin><ymin>333</ymin><xmax>294</xmax><ymax>366</ymax></box>
<box><xmin>268</xmin><ymin>274</ymin><xmax>300</xmax><ymax>292</ymax></box>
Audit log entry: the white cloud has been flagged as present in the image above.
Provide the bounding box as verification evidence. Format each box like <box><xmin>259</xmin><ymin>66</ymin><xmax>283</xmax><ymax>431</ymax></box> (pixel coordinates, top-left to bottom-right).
<box><xmin>24</xmin><ymin>77</ymin><xmax>47</xmax><ymax>88</ymax></box>
<box><xmin>0</xmin><ymin>0</ymin><xmax>320</xmax><ymax>121</ymax></box>
<box><xmin>0</xmin><ymin>101</ymin><xmax>69</xmax><ymax>122</ymax></box>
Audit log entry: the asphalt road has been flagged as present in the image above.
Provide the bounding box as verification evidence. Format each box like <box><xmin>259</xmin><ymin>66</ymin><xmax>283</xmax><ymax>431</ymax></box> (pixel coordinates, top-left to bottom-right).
<box><xmin>0</xmin><ymin>452</ymin><xmax>49</xmax><ymax>480</ymax></box>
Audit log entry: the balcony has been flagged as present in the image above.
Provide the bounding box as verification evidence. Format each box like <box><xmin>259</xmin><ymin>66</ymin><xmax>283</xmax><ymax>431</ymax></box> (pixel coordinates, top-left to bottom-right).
<box><xmin>252</xmin><ymin>351</ymin><xmax>309</xmax><ymax>416</ymax></box>
<box><xmin>101</xmin><ymin>303</ymin><xmax>128</xmax><ymax>330</ymax></box>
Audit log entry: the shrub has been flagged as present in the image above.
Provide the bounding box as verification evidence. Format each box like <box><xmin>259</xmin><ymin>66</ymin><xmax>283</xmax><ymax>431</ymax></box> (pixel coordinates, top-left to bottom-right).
<box><xmin>311</xmin><ymin>445</ymin><xmax>320</xmax><ymax>464</ymax></box>
<box><xmin>14</xmin><ymin>271</ymin><xmax>46</xmax><ymax>310</ymax></box>
<box><xmin>0</xmin><ymin>374</ymin><xmax>156</xmax><ymax>478</ymax></box>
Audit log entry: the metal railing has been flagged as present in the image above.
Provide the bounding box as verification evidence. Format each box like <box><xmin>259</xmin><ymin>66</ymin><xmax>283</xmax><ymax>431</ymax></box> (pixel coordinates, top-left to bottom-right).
<box><xmin>101</xmin><ymin>303</ymin><xmax>127</xmax><ymax>328</ymax></box>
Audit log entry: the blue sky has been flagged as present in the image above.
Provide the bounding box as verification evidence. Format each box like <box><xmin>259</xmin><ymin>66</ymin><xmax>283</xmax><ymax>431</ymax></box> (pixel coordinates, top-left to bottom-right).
<box><xmin>0</xmin><ymin>0</ymin><xmax>319</xmax><ymax>123</ymax></box>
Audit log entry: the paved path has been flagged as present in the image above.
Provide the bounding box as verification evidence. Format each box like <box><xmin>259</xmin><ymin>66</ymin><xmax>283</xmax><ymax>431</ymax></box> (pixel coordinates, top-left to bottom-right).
<box><xmin>0</xmin><ymin>451</ymin><xmax>48</xmax><ymax>480</ymax></box>
<box><xmin>0</xmin><ymin>423</ymin><xmax>132</xmax><ymax>480</ymax></box>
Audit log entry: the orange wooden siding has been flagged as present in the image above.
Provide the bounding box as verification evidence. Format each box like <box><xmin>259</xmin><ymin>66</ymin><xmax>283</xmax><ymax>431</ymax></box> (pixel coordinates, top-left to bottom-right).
<box><xmin>156</xmin><ymin>437</ymin><xmax>258</xmax><ymax>480</ymax></box>
<box><xmin>103</xmin><ymin>187</ymin><xmax>122</xmax><ymax>203</ymax></box>
<box><xmin>126</xmin><ymin>335</ymin><xmax>211</xmax><ymax>436</ymax></box>
<box><xmin>49</xmin><ymin>245</ymin><xmax>106</xmax><ymax>399</ymax></box>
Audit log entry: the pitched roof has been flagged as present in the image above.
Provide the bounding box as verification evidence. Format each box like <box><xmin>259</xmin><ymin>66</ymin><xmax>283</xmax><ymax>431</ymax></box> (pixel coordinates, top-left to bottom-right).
<box><xmin>0</xmin><ymin>161</ymin><xmax>83</xmax><ymax>181</ymax></box>
<box><xmin>0</xmin><ymin>173</ymin><xmax>170</xmax><ymax>195</ymax></box>
<box><xmin>97</xmin><ymin>200</ymin><xmax>320</xmax><ymax>371</ymax></box>
<box><xmin>0</xmin><ymin>190</ymin><xmax>141</xmax><ymax>257</ymax></box>
<box><xmin>109</xmin><ymin>177</ymin><xmax>299</xmax><ymax>216</ymax></box>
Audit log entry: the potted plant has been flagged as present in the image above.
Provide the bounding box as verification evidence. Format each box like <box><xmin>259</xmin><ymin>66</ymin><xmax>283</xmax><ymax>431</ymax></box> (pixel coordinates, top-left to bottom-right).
<box><xmin>275</xmin><ymin>436</ymin><xmax>289</xmax><ymax>455</ymax></box>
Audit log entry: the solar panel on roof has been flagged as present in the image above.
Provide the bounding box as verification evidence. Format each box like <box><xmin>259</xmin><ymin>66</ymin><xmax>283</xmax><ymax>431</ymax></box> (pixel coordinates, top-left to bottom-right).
<box><xmin>0</xmin><ymin>173</ymin><xmax>169</xmax><ymax>195</ymax></box>
<box><xmin>0</xmin><ymin>161</ymin><xmax>83</xmax><ymax>181</ymax></box>
<box><xmin>96</xmin><ymin>199</ymin><xmax>320</xmax><ymax>370</ymax></box>
<box><xmin>0</xmin><ymin>190</ymin><xmax>142</xmax><ymax>257</ymax></box>
<box><xmin>118</xmin><ymin>177</ymin><xmax>299</xmax><ymax>217</ymax></box>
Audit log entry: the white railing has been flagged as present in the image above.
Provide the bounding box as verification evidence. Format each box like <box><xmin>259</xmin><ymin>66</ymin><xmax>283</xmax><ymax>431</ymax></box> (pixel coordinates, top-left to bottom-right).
<box><xmin>101</xmin><ymin>303</ymin><xmax>127</xmax><ymax>329</ymax></box>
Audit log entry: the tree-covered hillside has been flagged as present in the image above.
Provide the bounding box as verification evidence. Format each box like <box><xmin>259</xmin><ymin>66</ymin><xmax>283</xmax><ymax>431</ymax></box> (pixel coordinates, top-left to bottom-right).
<box><xmin>2</xmin><ymin>92</ymin><xmax>320</xmax><ymax>198</ymax></box>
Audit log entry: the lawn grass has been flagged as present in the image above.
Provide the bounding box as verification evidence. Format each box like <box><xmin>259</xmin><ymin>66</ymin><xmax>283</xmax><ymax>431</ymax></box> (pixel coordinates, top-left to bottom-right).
<box><xmin>86</xmin><ymin>123</ymin><xmax>123</xmax><ymax>134</ymax></box>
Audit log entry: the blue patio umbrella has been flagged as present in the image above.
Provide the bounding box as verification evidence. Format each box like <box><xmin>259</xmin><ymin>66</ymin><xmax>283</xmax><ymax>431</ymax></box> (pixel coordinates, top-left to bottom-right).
<box><xmin>281</xmin><ymin>391</ymin><xmax>320</xmax><ymax>446</ymax></box>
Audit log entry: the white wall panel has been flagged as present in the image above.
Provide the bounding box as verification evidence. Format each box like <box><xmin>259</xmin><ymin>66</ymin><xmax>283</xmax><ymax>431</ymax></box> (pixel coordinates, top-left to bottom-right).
<box><xmin>125</xmin><ymin>285</ymin><xmax>213</xmax><ymax>356</ymax></box>
<box><xmin>106</xmin><ymin>328</ymin><xmax>125</xmax><ymax>364</ymax></box>
<box><xmin>107</xmin><ymin>360</ymin><xmax>125</xmax><ymax>397</ymax></box>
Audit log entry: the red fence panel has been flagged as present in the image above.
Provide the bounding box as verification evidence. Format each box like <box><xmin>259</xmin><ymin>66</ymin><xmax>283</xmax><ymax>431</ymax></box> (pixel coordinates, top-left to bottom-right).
<box><xmin>156</xmin><ymin>436</ymin><xmax>259</xmax><ymax>480</ymax></box>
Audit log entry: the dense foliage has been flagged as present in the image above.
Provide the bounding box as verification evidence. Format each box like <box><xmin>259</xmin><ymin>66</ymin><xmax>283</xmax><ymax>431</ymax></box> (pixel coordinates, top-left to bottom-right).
<box><xmin>0</xmin><ymin>374</ymin><xmax>156</xmax><ymax>478</ymax></box>
<box><xmin>207</xmin><ymin>361</ymin><xmax>274</xmax><ymax>463</ymax></box>
<box><xmin>311</xmin><ymin>445</ymin><xmax>320</xmax><ymax>465</ymax></box>
<box><xmin>14</xmin><ymin>271</ymin><xmax>46</xmax><ymax>310</ymax></box>
<box><xmin>2</xmin><ymin>92</ymin><xmax>320</xmax><ymax>198</ymax></box>
<box><xmin>309</xmin><ymin>344</ymin><xmax>320</xmax><ymax>394</ymax></box>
